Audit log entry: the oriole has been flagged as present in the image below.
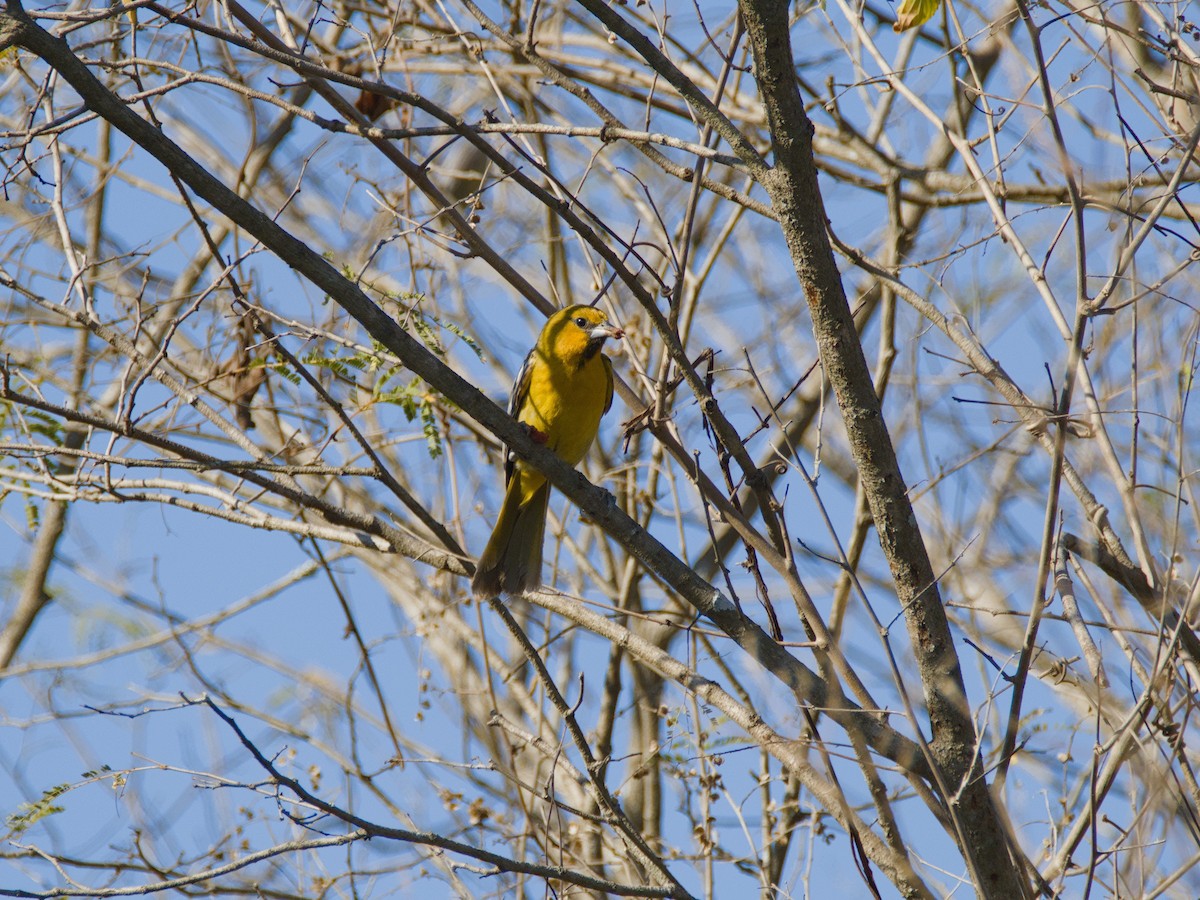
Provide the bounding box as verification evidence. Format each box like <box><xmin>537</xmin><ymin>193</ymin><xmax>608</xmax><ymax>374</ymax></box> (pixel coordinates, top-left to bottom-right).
<box><xmin>472</xmin><ymin>305</ymin><xmax>624</xmax><ymax>599</ymax></box>
<box><xmin>893</xmin><ymin>0</ymin><xmax>940</xmax><ymax>30</ymax></box>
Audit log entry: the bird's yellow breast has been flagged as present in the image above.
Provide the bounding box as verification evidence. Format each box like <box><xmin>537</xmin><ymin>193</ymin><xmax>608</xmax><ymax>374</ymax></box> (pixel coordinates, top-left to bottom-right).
<box><xmin>519</xmin><ymin>347</ymin><xmax>610</xmax><ymax>467</ymax></box>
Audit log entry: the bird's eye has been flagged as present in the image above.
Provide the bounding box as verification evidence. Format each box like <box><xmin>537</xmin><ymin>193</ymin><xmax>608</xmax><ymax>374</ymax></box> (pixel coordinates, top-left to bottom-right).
<box><xmin>574</xmin><ymin>316</ymin><xmax>588</xmax><ymax>328</ymax></box>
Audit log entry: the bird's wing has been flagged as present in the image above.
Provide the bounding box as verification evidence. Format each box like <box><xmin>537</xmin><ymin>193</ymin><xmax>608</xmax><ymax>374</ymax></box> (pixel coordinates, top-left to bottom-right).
<box><xmin>503</xmin><ymin>348</ymin><xmax>536</xmax><ymax>485</ymax></box>
<box><xmin>602</xmin><ymin>353</ymin><xmax>614</xmax><ymax>415</ymax></box>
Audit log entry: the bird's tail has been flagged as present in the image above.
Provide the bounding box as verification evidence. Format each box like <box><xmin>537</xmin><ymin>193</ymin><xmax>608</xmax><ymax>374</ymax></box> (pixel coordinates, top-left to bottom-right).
<box><xmin>472</xmin><ymin>476</ymin><xmax>550</xmax><ymax>599</ymax></box>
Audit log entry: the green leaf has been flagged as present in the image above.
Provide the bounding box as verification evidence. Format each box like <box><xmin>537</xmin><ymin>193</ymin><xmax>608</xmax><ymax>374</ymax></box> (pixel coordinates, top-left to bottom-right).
<box><xmin>5</xmin><ymin>784</ymin><xmax>70</xmax><ymax>837</ymax></box>
<box><xmin>268</xmin><ymin>362</ymin><xmax>302</xmax><ymax>387</ymax></box>
<box><xmin>420</xmin><ymin>400</ymin><xmax>442</xmax><ymax>459</ymax></box>
<box><xmin>373</xmin><ymin>377</ymin><xmax>443</xmax><ymax>458</ymax></box>
<box><xmin>24</xmin><ymin>409</ymin><xmax>64</xmax><ymax>444</ymax></box>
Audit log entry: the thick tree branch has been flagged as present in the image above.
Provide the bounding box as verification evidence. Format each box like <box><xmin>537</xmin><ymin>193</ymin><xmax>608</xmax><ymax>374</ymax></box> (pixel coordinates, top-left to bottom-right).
<box><xmin>733</xmin><ymin>0</ymin><xmax>1028</xmax><ymax>895</ymax></box>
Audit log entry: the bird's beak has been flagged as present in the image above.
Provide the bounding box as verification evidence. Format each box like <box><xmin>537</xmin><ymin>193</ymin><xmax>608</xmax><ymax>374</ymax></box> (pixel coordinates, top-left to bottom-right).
<box><xmin>589</xmin><ymin>323</ymin><xmax>624</xmax><ymax>341</ymax></box>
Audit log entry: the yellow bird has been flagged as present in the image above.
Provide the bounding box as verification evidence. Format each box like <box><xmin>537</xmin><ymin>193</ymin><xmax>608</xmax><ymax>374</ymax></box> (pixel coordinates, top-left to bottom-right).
<box><xmin>472</xmin><ymin>305</ymin><xmax>624</xmax><ymax>599</ymax></box>
<box><xmin>893</xmin><ymin>0</ymin><xmax>940</xmax><ymax>30</ymax></box>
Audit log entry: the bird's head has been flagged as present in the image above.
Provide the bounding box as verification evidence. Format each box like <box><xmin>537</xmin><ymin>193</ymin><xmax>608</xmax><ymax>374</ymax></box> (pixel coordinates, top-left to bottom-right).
<box><xmin>540</xmin><ymin>305</ymin><xmax>624</xmax><ymax>365</ymax></box>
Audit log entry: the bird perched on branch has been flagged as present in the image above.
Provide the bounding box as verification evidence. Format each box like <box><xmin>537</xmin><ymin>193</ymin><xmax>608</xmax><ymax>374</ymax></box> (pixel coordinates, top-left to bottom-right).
<box><xmin>472</xmin><ymin>305</ymin><xmax>624</xmax><ymax>599</ymax></box>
